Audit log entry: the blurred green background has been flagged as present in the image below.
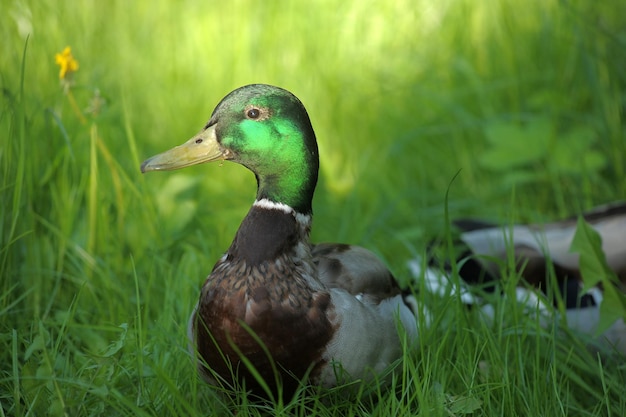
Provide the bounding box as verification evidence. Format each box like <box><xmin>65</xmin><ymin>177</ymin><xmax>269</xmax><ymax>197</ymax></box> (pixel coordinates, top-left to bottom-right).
<box><xmin>1</xmin><ymin>0</ymin><xmax>625</xmax><ymax>415</ymax></box>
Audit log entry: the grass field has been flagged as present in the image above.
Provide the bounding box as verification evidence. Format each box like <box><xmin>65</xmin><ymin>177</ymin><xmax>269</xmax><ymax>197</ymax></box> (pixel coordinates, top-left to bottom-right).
<box><xmin>2</xmin><ymin>0</ymin><xmax>626</xmax><ymax>415</ymax></box>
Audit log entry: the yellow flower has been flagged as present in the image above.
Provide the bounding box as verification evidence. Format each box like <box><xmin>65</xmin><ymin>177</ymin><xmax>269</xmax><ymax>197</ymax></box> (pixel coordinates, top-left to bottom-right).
<box><xmin>55</xmin><ymin>46</ymin><xmax>79</xmax><ymax>79</ymax></box>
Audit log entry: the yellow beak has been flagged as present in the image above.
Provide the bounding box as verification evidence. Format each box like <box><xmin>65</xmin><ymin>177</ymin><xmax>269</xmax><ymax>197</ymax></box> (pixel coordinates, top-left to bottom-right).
<box><xmin>141</xmin><ymin>124</ymin><xmax>228</xmax><ymax>173</ymax></box>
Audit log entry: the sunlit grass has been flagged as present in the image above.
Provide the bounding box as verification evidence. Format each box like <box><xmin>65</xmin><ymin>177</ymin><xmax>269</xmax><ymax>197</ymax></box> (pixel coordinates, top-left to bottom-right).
<box><xmin>1</xmin><ymin>0</ymin><xmax>625</xmax><ymax>415</ymax></box>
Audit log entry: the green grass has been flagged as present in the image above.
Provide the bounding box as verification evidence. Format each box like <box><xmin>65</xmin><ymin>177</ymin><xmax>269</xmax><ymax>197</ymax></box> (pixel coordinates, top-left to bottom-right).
<box><xmin>2</xmin><ymin>0</ymin><xmax>626</xmax><ymax>415</ymax></box>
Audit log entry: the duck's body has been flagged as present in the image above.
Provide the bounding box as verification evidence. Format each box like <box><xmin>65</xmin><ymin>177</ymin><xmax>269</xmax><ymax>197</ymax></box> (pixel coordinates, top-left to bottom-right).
<box><xmin>141</xmin><ymin>84</ymin><xmax>420</xmax><ymax>398</ymax></box>
<box><xmin>412</xmin><ymin>202</ymin><xmax>626</xmax><ymax>353</ymax></box>
<box><xmin>454</xmin><ymin>202</ymin><xmax>626</xmax><ymax>291</ymax></box>
<box><xmin>189</xmin><ymin>200</ymin><xmax>415</xmax><ymax>395</ymax></box>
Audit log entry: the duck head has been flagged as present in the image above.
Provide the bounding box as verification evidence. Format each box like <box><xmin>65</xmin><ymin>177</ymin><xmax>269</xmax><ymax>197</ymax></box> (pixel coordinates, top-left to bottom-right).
<box><xmin>141</xmin><ymin>84</ymin><xmax>319</xmax><ymax>215</ymax></box>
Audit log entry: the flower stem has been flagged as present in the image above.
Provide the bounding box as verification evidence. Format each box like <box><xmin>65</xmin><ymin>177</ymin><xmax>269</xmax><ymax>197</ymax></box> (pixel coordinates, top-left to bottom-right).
<box><xmin>66</xmin><ymin>89</ymin><xmax>88</xmax><ymax>125</ymax></box>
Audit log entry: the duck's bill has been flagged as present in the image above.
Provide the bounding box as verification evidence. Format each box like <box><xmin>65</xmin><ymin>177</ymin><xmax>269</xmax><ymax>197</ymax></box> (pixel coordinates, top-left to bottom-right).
<box><xmin>141</xmin><ymin>124</ymin><xmax>226</xmax><ymax>172</ymax></box>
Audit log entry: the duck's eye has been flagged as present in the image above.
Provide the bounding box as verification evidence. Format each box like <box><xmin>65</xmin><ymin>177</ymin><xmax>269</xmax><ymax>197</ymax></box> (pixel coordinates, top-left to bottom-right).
<box><xmin>245</xmin><ymin>106</ymin><xmax>272</xmax><ymax>121</ymax></box>
<box><xmin>246</xmin><ymin>108</ymin><xmax>260</xmax><ymax>119</ymax></box>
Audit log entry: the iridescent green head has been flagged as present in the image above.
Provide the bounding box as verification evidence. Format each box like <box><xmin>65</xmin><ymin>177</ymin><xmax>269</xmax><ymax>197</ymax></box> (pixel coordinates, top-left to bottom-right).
<box><xmin>141</xmin><ymin>84</ymin><xmax>319</xmax><ymax>214</ymax></box>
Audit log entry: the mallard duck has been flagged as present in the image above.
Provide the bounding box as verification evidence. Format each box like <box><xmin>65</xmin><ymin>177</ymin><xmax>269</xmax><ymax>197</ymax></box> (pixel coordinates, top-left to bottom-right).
<box><xmin>141</xmin><ymin>84</ymin><xmax>422</xmax><ymax>399</ymax></box>
<box><xmin>410</xmin><ymin>202</ymin><xmax>626</xmax><ymax>353</ymax></box>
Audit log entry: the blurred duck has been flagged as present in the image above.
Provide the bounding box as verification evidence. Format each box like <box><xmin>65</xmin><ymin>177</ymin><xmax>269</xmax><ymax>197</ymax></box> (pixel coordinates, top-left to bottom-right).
<box><xmin>410</xmin><ymin>201</ymin><xmax>626</xmax><ymax>353</ymax></box>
